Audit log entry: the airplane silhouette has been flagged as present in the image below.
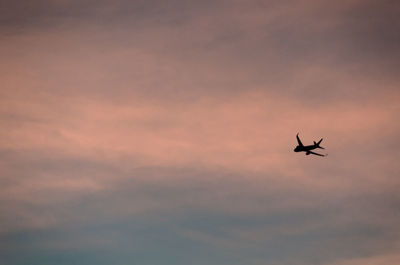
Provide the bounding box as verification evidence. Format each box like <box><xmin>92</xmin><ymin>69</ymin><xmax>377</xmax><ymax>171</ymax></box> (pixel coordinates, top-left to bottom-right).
<box><xmin>294</xmin><ymin>133</ymin><xmax>325</xmax><ymax>157</ymax></box>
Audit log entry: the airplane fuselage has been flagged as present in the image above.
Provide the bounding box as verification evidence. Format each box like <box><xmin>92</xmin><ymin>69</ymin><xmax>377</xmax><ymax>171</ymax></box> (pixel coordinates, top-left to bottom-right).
<box><xmin>294</xmin><ymin>144</ymin><xmax>318</xmax><ymax>152</ymax></box>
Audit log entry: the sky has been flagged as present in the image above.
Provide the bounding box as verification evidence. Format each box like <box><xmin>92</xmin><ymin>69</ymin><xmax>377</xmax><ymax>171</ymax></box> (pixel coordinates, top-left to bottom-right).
<box><xmin>1</xmin><ymin>0</ymin><xmax>400</xmax><ymax>264</ymax></box>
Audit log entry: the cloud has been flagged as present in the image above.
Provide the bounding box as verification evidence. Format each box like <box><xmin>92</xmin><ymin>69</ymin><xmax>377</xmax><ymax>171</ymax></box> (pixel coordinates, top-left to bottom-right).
<box><xmin>0</xmin><ymin>0</ymin><xmax>399</xmax><ymax>264</ymax></box>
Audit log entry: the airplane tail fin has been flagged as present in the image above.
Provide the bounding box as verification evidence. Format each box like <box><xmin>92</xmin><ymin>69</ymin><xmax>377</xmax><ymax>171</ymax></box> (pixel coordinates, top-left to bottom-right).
<box><xmin>315</xmin><ymin>138</ymin><xmax>324</xmax><ymax>149</ymax></box>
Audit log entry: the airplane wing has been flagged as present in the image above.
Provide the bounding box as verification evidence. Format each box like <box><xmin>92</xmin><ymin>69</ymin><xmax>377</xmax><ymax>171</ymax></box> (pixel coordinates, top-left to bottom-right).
<box><xmin>308</xmin><ymin>151</ymin><xmax>325</xmax><ymax>157</ymax></box>
<box><xmin>296</xmin><ymin>133</ymin><xmax>304</xmax><ymax>146</ymax></box>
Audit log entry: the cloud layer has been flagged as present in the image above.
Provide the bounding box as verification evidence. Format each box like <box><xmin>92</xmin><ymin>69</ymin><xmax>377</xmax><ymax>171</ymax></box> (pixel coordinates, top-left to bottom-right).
<box><xmin>1</xmin><ymin>0</ymin><xmax>399</xmax><ymax>264</ymax></box>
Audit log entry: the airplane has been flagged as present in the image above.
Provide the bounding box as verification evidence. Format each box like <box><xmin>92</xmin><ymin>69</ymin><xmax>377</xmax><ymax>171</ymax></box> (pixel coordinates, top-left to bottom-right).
<box><xmin>294</xmin><ymin>133</ymin><xmax>325</xmax><ymax>157</ymax></box>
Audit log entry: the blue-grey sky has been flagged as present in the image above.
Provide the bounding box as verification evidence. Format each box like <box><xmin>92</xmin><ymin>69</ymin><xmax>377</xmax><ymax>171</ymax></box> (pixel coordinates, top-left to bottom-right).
<box><xmin>1</xmin><ymin>1</ymin><xmax>400</xmax><ymax>264</ymax></box>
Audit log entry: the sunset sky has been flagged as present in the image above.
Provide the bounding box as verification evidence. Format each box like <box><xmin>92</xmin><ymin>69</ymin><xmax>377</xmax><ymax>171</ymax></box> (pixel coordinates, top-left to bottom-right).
<box><xmin>1</xmin><ymin>0</ymin><xmax>400</xmax><ymax>264</ymax></box>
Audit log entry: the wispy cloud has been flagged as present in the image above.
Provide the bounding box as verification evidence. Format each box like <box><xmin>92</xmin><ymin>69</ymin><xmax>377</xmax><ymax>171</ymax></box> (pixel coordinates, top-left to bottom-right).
<box><xmin>1</xmin><ymin>0</ymin><xmax>399</xmax><ymax>264</ymax></box>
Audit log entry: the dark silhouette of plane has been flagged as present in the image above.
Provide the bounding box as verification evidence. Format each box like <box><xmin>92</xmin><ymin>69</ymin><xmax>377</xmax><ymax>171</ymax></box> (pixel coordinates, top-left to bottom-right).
<box><xmin>294</xmin><ymin>133</ymin><xmax>325</xmax><ymax>157</ymax></box>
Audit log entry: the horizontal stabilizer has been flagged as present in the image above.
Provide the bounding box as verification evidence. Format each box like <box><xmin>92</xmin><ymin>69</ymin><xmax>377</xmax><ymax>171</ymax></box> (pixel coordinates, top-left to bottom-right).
<box><xmin>316</xmin><ymin>138</ymin><xmax>324</xmax><ymax>149</ymax></box>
